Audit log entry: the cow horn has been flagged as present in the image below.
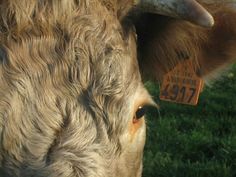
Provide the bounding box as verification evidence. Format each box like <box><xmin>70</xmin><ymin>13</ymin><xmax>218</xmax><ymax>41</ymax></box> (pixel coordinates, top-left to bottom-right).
<box><xmin>135</xmin><ymin>0</ymin><xmax>215</xmax><ymax>28</ymax></box>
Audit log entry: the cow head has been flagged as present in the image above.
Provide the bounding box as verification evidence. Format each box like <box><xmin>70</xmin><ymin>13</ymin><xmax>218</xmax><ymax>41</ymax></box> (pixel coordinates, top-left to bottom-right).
<box><xmin>0</xmin><ymin>0</ymin><xmax>236</xmax><ymax>177</ymax></box>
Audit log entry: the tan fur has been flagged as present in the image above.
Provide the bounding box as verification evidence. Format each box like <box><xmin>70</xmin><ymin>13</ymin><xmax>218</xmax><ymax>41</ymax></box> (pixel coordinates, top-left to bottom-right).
<box><xmin>0</xmin><ymin>1</ymin><xmax>146</xmax><ymax>177</ymax></box>
<box><xmin>0</xmin><ymin>0</ymin><xmax>236</xmax><ymax>177</ymax></box>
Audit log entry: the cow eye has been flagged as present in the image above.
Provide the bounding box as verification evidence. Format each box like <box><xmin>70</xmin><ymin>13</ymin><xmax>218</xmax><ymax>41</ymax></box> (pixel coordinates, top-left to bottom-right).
<box><xmin>133</xmin><ymin>106</ymin><xmax>146</xmax><ymax>123</ymax></box>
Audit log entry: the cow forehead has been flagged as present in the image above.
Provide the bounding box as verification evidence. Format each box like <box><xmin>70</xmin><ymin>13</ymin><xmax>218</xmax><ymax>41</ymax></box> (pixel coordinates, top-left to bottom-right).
<box><xmin>0</xmin><ymin>0</ymin><xmax>141</xmax><ymax>90</ymax></box>
<box><xmin>0</xmin><ymin>0</ymin><xmax>143</xmax><ymax>121</ymax></box>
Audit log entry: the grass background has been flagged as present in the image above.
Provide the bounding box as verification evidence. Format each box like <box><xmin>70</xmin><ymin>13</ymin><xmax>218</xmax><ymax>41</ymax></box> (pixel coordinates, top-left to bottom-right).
<box><xmin>143</xmin><ymin>65</ymin><xmax>236</xmax><ymax>177</ymax></box>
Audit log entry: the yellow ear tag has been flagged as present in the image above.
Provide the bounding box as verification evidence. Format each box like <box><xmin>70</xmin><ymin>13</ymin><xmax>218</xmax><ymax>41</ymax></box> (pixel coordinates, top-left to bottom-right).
<box><xmin>160</xmin><ymin>60</ymin><xmax>204</xmax><ymax>105</ymax></box>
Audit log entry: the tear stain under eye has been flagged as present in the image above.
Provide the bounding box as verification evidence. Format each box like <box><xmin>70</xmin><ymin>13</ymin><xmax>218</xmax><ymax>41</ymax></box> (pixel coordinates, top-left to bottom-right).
<box><xmin>129</xmin><ymin>117</ymin><xmax>144</xmax><ymax>143</ymax></box>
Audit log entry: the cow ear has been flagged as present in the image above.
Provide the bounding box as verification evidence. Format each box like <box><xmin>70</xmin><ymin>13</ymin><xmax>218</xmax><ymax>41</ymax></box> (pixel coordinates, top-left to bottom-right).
<box><xmin>134</xmin><ymin>4</ymin><xmax>236</xmax><ymax>82</ymax></box>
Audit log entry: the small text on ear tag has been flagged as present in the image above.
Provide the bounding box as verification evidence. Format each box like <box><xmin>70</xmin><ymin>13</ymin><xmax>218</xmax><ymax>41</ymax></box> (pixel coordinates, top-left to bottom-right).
<box><xmin>160</xmin><ymin>60</ymin><xmax>204</xmax><ymax>106</ymax></box>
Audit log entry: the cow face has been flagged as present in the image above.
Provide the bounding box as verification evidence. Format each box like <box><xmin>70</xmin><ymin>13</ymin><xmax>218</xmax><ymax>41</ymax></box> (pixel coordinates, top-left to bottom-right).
<box><xmin>0</xmin><ymin>1</ymin><xmax>153</xmax><ymax>177</ymax></box>
<box><xmin>0</xmin><ymin>0</ymin><xmax>236</xmax><ymax>177</ymax></box>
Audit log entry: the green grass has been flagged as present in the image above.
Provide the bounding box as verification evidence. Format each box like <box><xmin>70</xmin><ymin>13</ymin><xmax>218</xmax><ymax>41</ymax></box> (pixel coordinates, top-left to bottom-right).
<box><xmin>143</xmin><ymin>65</ymin><xmax>236</xmax><ymax>177</ymax></box>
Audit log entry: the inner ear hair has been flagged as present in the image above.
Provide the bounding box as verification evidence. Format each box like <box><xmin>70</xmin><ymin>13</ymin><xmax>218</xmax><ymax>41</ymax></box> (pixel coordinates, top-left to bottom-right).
<box><xmin>133</xmin><ymin>3</ymin><xmax>236</xmax><ymax>82</ymax></box>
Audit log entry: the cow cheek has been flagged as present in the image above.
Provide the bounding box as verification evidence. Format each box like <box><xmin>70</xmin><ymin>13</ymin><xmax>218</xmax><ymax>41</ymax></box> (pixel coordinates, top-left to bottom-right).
<box><xmin>115</xmin><ymin>118</ymin><xmax>146</xmax><ymax>177</ymax></box>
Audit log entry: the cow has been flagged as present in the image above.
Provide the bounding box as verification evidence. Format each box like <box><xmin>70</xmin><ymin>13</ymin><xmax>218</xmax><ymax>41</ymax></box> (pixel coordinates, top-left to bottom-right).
<box><xmin>0</xmin><ymin>0</ymin><xmax>236</xmax><ymax>176</ymax></box>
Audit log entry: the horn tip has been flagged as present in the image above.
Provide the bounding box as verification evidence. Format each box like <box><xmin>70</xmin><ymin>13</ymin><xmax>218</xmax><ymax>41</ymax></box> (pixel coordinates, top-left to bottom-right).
<box><xmin>200</xmin><ymin>14</ymin><xmax>215</xmax><ymax>28</ymax></box>
<box><xmin>189</xmin><ymin>10</ymin><xmax>215</xmax><ymax>28</ymax></box>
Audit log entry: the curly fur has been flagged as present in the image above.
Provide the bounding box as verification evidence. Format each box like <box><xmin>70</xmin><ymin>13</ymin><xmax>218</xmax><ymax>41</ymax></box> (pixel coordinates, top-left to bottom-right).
<box><xmin>0</xmin><ymin>1</ymin><xmax>143</xmax><ymax>177</ymax></box>
<box><xmin>0</xmin><ymin>0</ymin><xmax>236</xmax><ymax>177</ymax></box>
